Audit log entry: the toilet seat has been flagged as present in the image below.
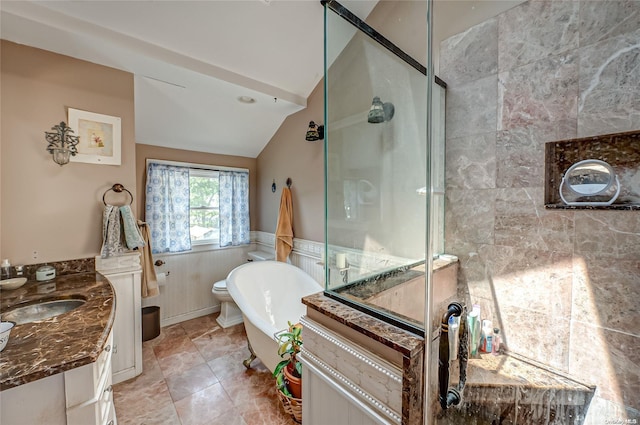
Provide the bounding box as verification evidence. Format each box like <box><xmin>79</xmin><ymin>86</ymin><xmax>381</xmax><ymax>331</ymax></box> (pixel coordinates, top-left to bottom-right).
<box><xmin>213</xmin><ymin>280</ymin><xmax>227</xmax><ymax>292</ymax></box>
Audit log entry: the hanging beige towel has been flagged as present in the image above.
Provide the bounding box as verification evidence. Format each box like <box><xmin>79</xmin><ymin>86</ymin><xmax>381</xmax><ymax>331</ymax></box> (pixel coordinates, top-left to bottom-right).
<box><xmin>137</xmin><ymin>221</ymin><xmax>159</xmax><ymax>298</ymax></box>
<box><xmin>275</xmin><ymin>187</ymin><xmax>294</xmax><ymax>262</ymax></box>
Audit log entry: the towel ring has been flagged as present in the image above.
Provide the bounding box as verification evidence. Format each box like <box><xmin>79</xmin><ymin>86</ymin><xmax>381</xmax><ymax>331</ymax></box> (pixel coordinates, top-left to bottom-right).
<box><xmin>103</xmin><ymin>183</ymin><xmax>133</xmax><ymax>206</ymax></box>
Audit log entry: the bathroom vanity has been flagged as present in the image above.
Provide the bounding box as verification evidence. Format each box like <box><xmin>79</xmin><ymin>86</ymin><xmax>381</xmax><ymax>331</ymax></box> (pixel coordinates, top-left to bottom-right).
<box><xmin>0</xmin><ymin>272</ymin><xmax>116</xmax><ymax>425</ymax></box>
<box><xmin>300</xmin><ymin>293</ymin><xmax>425</xmax><ymax>425</ymax></box>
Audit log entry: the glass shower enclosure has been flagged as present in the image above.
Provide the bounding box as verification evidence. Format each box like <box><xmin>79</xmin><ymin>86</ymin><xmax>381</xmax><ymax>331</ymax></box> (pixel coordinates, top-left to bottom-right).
<box><xmin>323</xmin><ymin>0</ymin><xmax>632</xmax><ymax>423</ymax></box>
<box><xmin>323</xmin><ymin>0</ymin><xmax>446</xmax><ymax>337</ymax></box>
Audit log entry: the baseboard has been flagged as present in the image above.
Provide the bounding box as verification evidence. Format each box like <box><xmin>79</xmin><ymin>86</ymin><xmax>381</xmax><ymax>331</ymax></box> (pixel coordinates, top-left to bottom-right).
<box><xmin>113</xmin><ymin>366</ymin><xmax>141</xmax><ymax>385</ymax></box>
<box><xmin>160</xmin><ymin>305</ymin><xmax>220</xmax><ymax>328</ymax></box>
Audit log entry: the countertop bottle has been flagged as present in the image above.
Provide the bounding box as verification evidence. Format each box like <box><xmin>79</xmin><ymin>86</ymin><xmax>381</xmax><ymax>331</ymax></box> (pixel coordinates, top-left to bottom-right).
<box><xmin>481</xmin><ymin>319</ymin><xmax>493</xmax><ymax>353</ymax></box>
<box><xmin>492</xmin><ymin>328</ymin><xmax>501</xmax><ymax>355</ymax></box>
<box><xmin>1</xmin><ymin>259</ymin><xmax>11</xmax><ymax>279</ymax></box>
<box><xmin>468</xmin><ymin>305</ymin><xmax>481</xmax><ymax>356</ymax></box>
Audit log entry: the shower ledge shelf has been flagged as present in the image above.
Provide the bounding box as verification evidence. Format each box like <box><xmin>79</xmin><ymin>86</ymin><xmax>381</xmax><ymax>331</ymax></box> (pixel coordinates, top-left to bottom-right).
<box><xmin>450</xmin><ymin>352</ymin><xmax>595</xmax><ymax>407</ymax></box>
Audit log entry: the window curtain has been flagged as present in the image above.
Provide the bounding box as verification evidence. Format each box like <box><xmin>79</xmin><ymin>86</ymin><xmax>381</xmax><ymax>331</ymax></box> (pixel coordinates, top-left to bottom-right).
<box><xmin>219</xmin><ymin>170</ymin><xmax>250</xmax><ymax>247</ymax></box>
<box><xmin>145</xmin><ymin>162</ymin><xmax>192</xmax><ymax>253</ymax></box>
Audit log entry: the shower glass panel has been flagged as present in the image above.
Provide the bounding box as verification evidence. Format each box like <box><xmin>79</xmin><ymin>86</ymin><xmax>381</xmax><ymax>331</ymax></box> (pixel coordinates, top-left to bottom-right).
<box><xmin>323</xmin><ymin>0</ymin><xmax>444</xmax><ymax>335</ymax></box>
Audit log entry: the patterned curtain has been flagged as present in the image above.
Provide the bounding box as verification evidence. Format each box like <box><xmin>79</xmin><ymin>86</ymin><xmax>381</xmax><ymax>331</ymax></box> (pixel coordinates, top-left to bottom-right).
<box><xmin>219</xmin><ymin>170</ymin><xmax>250</xmax><ymax>247</ymax></box>
<box><xmin>145</xmin><ymin>162</ymin><xmax>192</xmax><ymax>253</ymax></box>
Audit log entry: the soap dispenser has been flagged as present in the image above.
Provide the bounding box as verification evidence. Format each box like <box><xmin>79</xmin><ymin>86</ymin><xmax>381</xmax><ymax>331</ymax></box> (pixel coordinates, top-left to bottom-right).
<box><xmin>1</xmin><ymin>259</ymin><xmax>11</xmax><ymax>279</ymax></box>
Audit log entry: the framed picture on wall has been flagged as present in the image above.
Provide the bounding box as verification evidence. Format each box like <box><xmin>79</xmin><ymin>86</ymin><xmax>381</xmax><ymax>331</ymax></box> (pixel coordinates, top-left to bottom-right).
<box><xmin>68</xmin><ymin>108</ymin><xmax>121</xmax><ymax>165</ymax></box>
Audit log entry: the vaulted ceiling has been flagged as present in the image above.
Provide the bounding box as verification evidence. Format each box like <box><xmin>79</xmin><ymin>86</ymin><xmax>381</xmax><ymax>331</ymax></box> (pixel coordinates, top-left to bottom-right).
<box><xmin>0</xmin><ymin>0</ymin><xmax>377</xmax><ymax>157</ymax></box>
<box><xmin>1</xmin><ymin>1</ymin><xmax>522</xmax><ymax>158</ymax></box>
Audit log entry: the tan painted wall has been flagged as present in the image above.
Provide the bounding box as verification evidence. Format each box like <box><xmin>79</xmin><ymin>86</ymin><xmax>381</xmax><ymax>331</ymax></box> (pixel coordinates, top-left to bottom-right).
<box><xmin>255</xmin><ymin>82</ymin><xmax>325</xmax><ymax>241</ymax></box>
<box><xmin>1</xmin><ymin>40</ymin><xmax>136</xmax><ymax>265</ymax></box>
<box><xmin>135</xmin><ymin>144</ymin><xmax>257</xmax><ymax>228</ymax></box>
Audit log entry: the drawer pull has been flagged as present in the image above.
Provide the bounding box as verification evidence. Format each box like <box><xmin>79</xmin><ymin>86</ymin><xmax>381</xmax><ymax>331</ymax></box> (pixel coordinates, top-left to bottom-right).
<box><xmin>104</xmin><ymin>385</ymin><xmax>113</xmax><ymax>394</ymax></box>
<box><xmin>104</xmin><ymin>345</ymin><xmax>111</xmax><ymax>352</ymax></box>
<box><xmin>108</xmin><ymin>420</ymin><xmax>114</xmax><ymax>425</ymax></box>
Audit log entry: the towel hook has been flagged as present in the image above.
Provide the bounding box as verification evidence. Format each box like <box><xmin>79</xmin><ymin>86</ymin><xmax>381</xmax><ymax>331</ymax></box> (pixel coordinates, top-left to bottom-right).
<box><xmin>103</xmin><ymin>183</ymin><xmax>133</xmax><ymax>206</ymax></box>
<box><xmin>286</xmin><ymin>178</ymin><xmax>292</xmax><ymax>188</ymax></box>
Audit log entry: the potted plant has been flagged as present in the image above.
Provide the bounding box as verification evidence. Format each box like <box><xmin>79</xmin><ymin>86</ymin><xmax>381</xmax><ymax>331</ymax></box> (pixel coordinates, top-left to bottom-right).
<box><xmin>273</xmin><ymin>321</ymin><xmax>303</xmax><ymax>399</ymax></box>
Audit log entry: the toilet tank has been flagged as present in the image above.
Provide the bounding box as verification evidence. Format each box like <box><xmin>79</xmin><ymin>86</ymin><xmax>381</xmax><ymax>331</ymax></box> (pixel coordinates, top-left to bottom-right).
<box><xmin>247</xmin><ymin>249</ymin><xmax>275</xmax><ymax>261</ymax></box>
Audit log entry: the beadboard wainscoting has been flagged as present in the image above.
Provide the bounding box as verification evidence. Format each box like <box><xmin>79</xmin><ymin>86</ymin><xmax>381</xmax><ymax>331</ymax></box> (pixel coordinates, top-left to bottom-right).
<box><xmin>142</xmin><ymin>232</ymin><xmax>325</xmax><ymax>327</ymax></box>
<box><xmin>142</xmin><ymin>244</ymin><xmax>257</xmax><ymax>326</ymax></box>
<box><xmin>254</xmin><ymin>231</ymin><xmax>325</xmax><ymax>284</ymax></box>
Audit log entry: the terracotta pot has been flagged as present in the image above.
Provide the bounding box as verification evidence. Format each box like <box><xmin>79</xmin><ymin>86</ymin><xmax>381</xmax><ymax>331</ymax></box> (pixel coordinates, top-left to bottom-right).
<box><xmin>283</xmin><ymin>363</ymin><xmax>302</xmax><ymax>399</ymax></box>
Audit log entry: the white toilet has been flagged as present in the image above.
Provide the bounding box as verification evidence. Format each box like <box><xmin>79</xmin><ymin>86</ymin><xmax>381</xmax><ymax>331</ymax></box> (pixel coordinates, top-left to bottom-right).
<box><xmin>212</xmin><ymin>249</ymin><xmax>275</xmax><ymax>328</ymax></box>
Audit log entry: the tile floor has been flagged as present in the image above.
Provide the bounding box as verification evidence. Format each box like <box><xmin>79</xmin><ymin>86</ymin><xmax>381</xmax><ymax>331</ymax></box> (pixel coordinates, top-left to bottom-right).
<box><xmin>113</xmin><ymin>313</ymin><xmax>298</xmax><ymax>425</ymax></box>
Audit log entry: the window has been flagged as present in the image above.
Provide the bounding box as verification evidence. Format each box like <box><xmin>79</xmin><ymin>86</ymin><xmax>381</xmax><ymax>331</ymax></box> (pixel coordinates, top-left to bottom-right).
<box><xmin>189</xmin><ymin>169</ymin><xmax>220</xmax><ymax>244</ymax></box>
<box><xmin>145</xmin><ymin>160</ymin><xmax>249</xmax><ymax>254</ymax></box>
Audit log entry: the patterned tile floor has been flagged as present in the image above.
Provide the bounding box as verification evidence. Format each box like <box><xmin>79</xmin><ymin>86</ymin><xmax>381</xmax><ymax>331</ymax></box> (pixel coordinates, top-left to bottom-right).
<box><xmin>113</xmin><ymin>313</ymin><xmax>298</xmax><ymax>425</ymax></box>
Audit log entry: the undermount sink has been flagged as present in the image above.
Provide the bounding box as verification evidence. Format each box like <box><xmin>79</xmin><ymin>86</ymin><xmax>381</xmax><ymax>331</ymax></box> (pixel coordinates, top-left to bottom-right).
<box><xmin>1</xmin><ymin>297</ymin><xmax>87</xmax><ymax>325</ymax></box>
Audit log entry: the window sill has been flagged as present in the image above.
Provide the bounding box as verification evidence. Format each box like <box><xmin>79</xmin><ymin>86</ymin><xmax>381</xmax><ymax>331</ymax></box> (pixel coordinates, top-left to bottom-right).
<box><xmin>154</xmin><ymin>242</ymin><xmax>254</xmax><ymax>257</ymax></box>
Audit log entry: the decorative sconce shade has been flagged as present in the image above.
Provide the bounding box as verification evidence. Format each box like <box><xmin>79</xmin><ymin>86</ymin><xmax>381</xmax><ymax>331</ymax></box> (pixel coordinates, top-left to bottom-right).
<box><xmin>45</xmin><ymin>122</ymin><xmax>79</xmax><ymax>166</ymax></box>
<box><xmin>305</xmin><ymin>121</ymin><xmax>324</xmax><ymax>141</ymax></box>
<box><xmin>367</xmin><ymin>96</ymin><xmax>395</xmax><ymax>123</ymax></box>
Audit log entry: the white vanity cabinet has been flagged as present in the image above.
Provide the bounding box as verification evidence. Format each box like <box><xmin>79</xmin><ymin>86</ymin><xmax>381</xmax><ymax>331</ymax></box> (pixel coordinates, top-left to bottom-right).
<box><xmin>95</xmin><ymin>252</ymin><xmax>143</xmax><ymax>385</ymax></box>
<box><xmin>65</xmin><ymin>331</ymin><xmax>116</xmax><ymax>425</ymax></box>
<box><xmin>0</xmin><ymin>331</ymin><xmax>116</xmax><ymax>425</ymax></box>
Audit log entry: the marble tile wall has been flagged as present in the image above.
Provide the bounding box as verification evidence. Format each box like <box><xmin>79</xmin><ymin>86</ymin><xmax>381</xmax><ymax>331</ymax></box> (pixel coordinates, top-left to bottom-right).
<box><xmin>439</xmin><ymin>0</ymin><xmax>640</xmax><ymax>422</ymax></box>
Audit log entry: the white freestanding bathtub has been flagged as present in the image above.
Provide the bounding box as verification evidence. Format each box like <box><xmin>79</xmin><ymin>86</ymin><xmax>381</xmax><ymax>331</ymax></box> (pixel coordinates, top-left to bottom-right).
<box><xmin>226</xmin><ymin>260</ymin><xmax>323</xmax><ymax>372</ymax></box>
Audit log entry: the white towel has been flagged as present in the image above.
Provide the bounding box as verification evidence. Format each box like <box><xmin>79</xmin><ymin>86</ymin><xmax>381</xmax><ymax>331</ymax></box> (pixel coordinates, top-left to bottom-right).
<box><xmin>120</xmin><ymin>205</ymin><xmax>145</xmax><ymax>250</ymax></box>
<box><xmin>101</xmin><ymin>204</ymin><xmax>125</xmax><ymax>258</ymax></box>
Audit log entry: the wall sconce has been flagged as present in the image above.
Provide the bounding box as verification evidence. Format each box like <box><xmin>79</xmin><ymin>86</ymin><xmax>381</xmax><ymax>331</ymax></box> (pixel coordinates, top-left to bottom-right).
<box><xmin>45</xmin><ymin>122</ymin><xmax>79</xmax><ymax>166</ymax></box>
<box><xmin>305</xmin><ymin>121</ymin><xmax>324</xmax><ymax>141</ymax></box>
<box><xmin>367</xmin><ymin>96</ymin><xmax>395</xmax><ymax>123</ymax></box>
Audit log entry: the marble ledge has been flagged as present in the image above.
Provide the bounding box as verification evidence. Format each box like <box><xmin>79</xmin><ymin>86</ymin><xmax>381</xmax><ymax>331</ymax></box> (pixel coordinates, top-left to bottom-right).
<box><xmin>302</xmin><ymin>292</ymin><xmax>424</xmax><ymax>358</ymax></box>
<box><xmin>335</xmin><ymin>256</ymin><xmax>457</xmax><ymax>306</ymax></box>
<box><xmin>0</xmin><ymin>272</ymin><xmax>115</xmax><ymax>390</ymax></box>
<box><xmin>450</xmin><ymin>352</ymin><xmax>595</xmax><ymax>403</ymax></box>
<box><xmin>545</xmin><ymin>203</ymin><xmax>640</xmax><ymax>210</ymax></box>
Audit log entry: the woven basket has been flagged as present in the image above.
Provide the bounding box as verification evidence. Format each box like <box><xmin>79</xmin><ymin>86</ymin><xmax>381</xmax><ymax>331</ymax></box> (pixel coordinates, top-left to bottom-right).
<box><xmin>276</xmin><ymin>387</ymin><xmax>302</xmax><ymax>423</ymax></box>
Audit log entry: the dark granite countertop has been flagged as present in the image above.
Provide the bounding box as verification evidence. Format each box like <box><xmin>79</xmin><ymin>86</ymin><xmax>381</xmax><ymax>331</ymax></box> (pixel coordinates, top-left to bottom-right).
<box><xmin>335</xmin><ymin>256</ymin><xmax>457</xmax><ymax>301</ymax></box>
<box><xmin>302</xmin><ymin>292</ymin><xmax>424</xmax><ymax>357</ymax></box>
<box><xmin>0</xmin><ymin>272</ymin><xmax>115</xmax><ymax>390</ymax></box>
<box><xmin>338</xmin><ymin>268</ymin><xmax>424</xmax><ymax>299</ymax></box>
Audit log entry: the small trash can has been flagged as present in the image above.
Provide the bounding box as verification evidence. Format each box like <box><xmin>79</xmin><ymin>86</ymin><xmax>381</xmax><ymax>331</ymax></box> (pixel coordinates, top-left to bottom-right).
<box><xmin>142</xmin><ymin>306</ymin><xmax>160</xmax><ymax>342</ymax></box>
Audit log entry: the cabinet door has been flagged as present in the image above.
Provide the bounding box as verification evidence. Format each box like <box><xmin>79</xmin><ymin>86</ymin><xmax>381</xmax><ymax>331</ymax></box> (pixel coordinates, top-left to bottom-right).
<box><xmin>107</xmin><ymin>271</ymin><xmax>142</xmax><ymax>383</ymax></box>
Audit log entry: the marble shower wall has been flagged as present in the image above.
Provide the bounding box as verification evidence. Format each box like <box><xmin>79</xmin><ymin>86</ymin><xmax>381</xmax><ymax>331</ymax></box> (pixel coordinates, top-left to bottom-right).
<box><xmin>439</xmin><ymin>0</ymin><xmax>640</xmax><ymax>422</ymax></box>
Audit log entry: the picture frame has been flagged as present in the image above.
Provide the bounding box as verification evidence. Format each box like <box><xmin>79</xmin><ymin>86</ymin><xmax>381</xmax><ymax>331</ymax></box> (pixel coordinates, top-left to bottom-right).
<box><xmin>68</xmin><ymin>108</ymin><xmax>121</xmax><ymax>165</ymax></box>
